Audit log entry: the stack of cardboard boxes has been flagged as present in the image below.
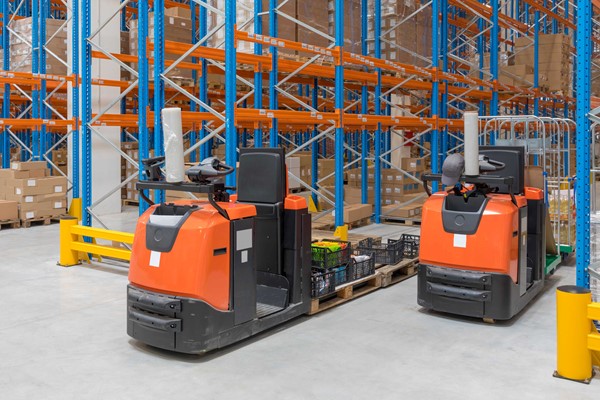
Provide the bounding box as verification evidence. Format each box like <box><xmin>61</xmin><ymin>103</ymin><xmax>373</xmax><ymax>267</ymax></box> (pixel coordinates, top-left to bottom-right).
<box><xmin>467</xmin><ymin>52</ymin><xmax>529</xmax><ymax>87</ymax></box>
<box><xmin>328</xmin><ymin>0</ymin><xmax>362</xmax><ymax>54</ymax></box>
<box><xmin>347</xmin><ymin>159</ymin><xmax>424</xmax><ymax>205</ymax></box>
<box><xmin>0</xmin><ymin>199</ymin><xmax>18</xmax><ymax>224</ymax></box>
<box><xmin>129</xmin><ymin>7</ymin><xmax>194</xmax><ymax>81</ymax></box>
<box><xmin>514</xmin><ymin>33</ymin><xmax>572</xmax><ymax>93</ymax></box>
<box><xmin>208</xmin><ymin>0</ymin><xmax>329</xmax><ymax>59</ymax></box>
<box><xmin>470</xmin><ymin>34</ymin><xmax>573</xmax><ymax>93</ymax></box>
<box><xmin>367</xmin><ymin>0</ymin><xmax>432</xmax><ymax>67</ymax></box>
<box><xmin>345</xmin><ymin>158</ymin><xmax>425</xmax><ymax>219</ymax></box>
<box><xmin>0</xmin><ymin>146</ymin><xmax>21</xmax><ymax>166</ymax></box>
<box><xmin>51</xmin><ymin>149</ymin><xmax>68</xmax><ymax>177</ymax></box>
<box><xmin>0</xmin><ymin>161</ymin><xmax>67</xmax><ymax>222</ymax></box>
<box><xmin>10</xmin><ymin>18</ymin><xmax>68</xmax><ymax>75</ymax></box>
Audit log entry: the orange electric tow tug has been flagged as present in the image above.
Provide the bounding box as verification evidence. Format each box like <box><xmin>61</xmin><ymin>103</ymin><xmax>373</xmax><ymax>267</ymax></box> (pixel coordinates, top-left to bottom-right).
<box><xmin>418</xmin><ymin>146</ymin><xmax>547</xmax><ymax>321</ymax></box>
<box><xmin>127</xmin><ymin>148</ymin><xmax>312</xmax><ymax>353</ymax></box>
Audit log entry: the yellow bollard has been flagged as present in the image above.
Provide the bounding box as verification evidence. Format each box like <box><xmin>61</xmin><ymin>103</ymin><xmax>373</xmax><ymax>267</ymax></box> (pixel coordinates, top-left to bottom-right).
<box><xmin>58</xmin><ymin>217</ymin><xmax>81</xmax><ymax>267</ymax></box>
<box><xmin>68</xmin><ymin>198</ymin><xmax>83</xmax><ymax>221</ymax></box>
<box><xmin>334</xmin><ymin>225</ymin><xmax>349</xmax><ymax>242</ymax></box>
<box><xmin>554</xmin><ymin>285</ymin><xmax>594</xmax><ymax>384</ymax></box>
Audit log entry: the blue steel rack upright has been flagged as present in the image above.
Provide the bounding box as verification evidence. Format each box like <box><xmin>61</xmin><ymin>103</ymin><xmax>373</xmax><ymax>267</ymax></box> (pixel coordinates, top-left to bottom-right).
<box><xmin>37</xmin><ymin>0</ymin><xmax>592</xmax><ymax>282</ymax></box>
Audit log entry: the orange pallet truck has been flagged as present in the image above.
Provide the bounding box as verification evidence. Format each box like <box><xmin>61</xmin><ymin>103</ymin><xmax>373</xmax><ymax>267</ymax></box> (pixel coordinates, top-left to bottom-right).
<box><xmin>127</xmin><ymin>148</ymin><xmax>312</xmax><ymax>353</ymax></box>
<box><xmin>418</xmin><ymin>146</ymin><xmax>546</xmax><ymax>321</ymax></box>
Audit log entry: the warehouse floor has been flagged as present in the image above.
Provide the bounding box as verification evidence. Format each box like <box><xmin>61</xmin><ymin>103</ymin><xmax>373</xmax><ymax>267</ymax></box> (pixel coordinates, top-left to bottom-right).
<box><xmin>0</xmin><ymin>214</ymin><xmax>598</xmax><ymax>400</ymax></box>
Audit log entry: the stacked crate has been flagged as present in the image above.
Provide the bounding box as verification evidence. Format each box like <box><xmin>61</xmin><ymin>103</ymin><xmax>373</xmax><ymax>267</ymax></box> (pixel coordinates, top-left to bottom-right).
<box><xmin>129</xmin><ymin>7</ymin><xmax>194</xmax><ymax>81</ymax></box>
<box><xmin>0</xmin><ymin>161</ymin><xmax>67</xmax><ymax>222</ymax></box>
<box><xmin>328</xmin><ymin>0</ymin><xmax>361</xmax><ymax>54</ymax></box>
<box><xmin>10</xmin><ymin>18</ymin><xmax>68</xmax><ymax>75</ymax></box>
<box><xmin>514</xmin><ymin>33</ymin><xmax>573</xmax><ymax>93</ymax></box>
<box><xmin>346</xmin><ymin>159</ymin><xmax>424</xmax><ymax>206</ymax></box>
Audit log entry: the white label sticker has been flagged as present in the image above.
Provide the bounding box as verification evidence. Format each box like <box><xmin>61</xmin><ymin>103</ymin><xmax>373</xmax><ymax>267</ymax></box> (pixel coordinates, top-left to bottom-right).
<box><xmin>241</xmin><ymin>250</ymin><xmax>248</xmax><ymax>264</ymax></box>
<box><xmin>453</xmin><ymin>234</ymin><xmax>467</xmax><ymax>248</ymax></box>
<box><xmin>26</xmin><ymin>211</ymin><xmax>34</xmax><ymax>219</ymax></box>
<box><xmin>11</xmin><ymin>162</ymin><xmax>18</xmax><ymax>170</ymax></box>
<box><xmin>236</xmin><ymin>229</ymin><xmax>253</xmax><ymax>251</ymax></box>
<box><xmin>54</xmin><ymin>186</ymin><xmax>63</xmax><ymax>193</ymax></box>
<box><xmin>149</xmin><ymin>251</ymin><xmax>161</xmax><ymax>268</ymax></box>
<box><xmin>25</xmin><ymin>196</ymin><xmax>33</xmax><ymax>203</ymax></box>
<box><xmin>16</xmin><ymin>188</ymin><xmax>22</xmax><ymax>195</ymax></box>
<box><xmin>54</xmin><ymin>202</ymin><xmax>62</xmax><ymax>209</ymax></box>
<box><xmin>27</xmin><ymin>179</ymin><xmax>36</xmax><ymax>187</ymax></box>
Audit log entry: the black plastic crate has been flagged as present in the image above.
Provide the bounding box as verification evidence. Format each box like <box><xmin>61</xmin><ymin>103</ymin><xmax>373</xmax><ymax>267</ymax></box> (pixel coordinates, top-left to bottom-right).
<box><xmin>349</xmin><ymin>252</ymin><xmax>376</xmax><ymax>281</ymax></box>
<box><xmin>400</xmin><ymin>234</ymin><xmax>420</xmax><ymax>258</ymax></box>
<box><xmin>356</xmin><ymin>238</ymin><xmax>403</xmax><ymax>265</ymax></box>
<box><xmin>311</xmin><ymin>265</ymin><xmax>349</xmax><ymax>298</ymax></box>
<box><xmin>311</xmin><ymin>240</ymin><xmax>352</xmax><ymax>270</ymax></box>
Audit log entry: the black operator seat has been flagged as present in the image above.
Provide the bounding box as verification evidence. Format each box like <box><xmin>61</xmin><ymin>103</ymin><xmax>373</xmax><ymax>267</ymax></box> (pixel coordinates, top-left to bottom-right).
<box><xmin>479</xmin><ymin>145</ymin><xmax>525</xmax><ymax>195</ymax></box>
<box><xmin>236</xmin><ymin>148</ymin><xmax>287</xmax><ymax>276</ymax></box>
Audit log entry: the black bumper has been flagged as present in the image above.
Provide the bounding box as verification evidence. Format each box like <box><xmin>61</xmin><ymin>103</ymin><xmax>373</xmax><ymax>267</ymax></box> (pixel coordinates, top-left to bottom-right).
<box><xmin>417</xmin><ymin>264</ymin><xmax>543</xmax><ymax>320</ymax></box>
<box><xmin>127</xmin><ymin>285</ymin><xmax>236</xmax><ymax>354</ymax></box>
<box><xmin>127</xmin><ymin>285</ymin><xmax>310</xmax><ymax>354</ymax></box>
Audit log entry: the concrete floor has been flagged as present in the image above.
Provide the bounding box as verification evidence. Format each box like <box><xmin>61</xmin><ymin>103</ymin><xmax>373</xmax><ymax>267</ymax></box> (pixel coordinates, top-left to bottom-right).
<box><xmin>0</xmin><ymin>214</ymin><xmax>598</xmax><ymax>399</ymax></box>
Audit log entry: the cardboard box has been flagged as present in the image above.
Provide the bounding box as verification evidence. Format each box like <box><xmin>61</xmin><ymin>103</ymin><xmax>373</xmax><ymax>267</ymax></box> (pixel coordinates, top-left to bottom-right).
<box><xmin>286</xmin><ymin>156</ymin><xmax>302</xmax><ymax>190</ymax></box>
<box><xmin>11</xmin><ymin>161</ymin><xmax>46</xmax><ymax>171</ymax></box>
<box><xmin>335</xmin><ymin>204</ymin><xmax>373</xmax><ymax>223</ymax></box>
<box><xmin>514</xmin><ymin>44</ymin><xmax>571</xmax><ymax>65</ymax></box>
<box><xmin>382</xmin><ymin>204</ymin><xmax>421</xmax><ymax>219</ymax></box>
<box><xmin>0</xmin><ymin>200</ymin><xmax>18</xmax><ymax>221</ymax></box>
<box><xmin>315</xmin><ymin>159</ymin><xmax>336</xmax><ymax>186</ymax></box>
<box><xmin>344</xmin><ymin>185</ymin><xmax>374</xmax><ymax>204</ymax></box>
<box><xmin>165</xmin><ymin>6</ymin><xmax>192</xmax><ymax>19</ymax></box>
<box><xmin>19</xmin><ymin>207</ymin><xmax>63</xmax><ymax>221</ymax></box>
<box><xmin>514</xmin><ymin>33</ymin><xmax>571</xmax><ymax>49</ymax></box>
<box><xmin>9</xmin><ymin>176</ymin><xmax>67</xmax><ymax>196</ymax></box>
<box><xmin>0</xmin><ymin>168</ymin><xmax>45</xmax><ymax>179</ymax></box>
<box><xmin>297</xmin><ymin>0</ymin><xmax>329</xmax><ymax>49</ymax></box>
<box><xmin>401</xmin><ymin>158</ymin><xmax>425</xmax><ymax>172</ymax></box>
<box><xmin>20</xmin><ymin>198</ymin><xmax>67</xmax><ymax>212</ymax></box>
<box><xmin>0</xmin><ymin>169</ymin><xmax>30</xmax><ymax>179</ymax></box>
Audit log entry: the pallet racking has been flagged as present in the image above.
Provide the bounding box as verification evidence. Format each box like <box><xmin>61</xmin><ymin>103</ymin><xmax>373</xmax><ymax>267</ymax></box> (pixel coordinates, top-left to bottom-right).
<box><xmin>0</xmin><ymin>0</ymin><xmax>595</xmax><ymax>287</ymax></box>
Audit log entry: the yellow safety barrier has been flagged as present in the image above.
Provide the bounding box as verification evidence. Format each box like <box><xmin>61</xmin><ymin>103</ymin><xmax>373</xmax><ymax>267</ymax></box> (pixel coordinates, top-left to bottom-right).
<box><xmin>58</xmin><ymin>217</ymin><xmax>134</xmax><ymax>267</ymax></box>
<box><xmin>554</xmin><ymin>285</ymin><xmax>600</xmax><ymax>384</ymax></box>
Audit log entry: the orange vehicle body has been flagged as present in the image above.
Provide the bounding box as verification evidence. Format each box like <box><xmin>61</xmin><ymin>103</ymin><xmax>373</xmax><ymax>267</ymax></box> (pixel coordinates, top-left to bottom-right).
<box><xmin>128</xmin><ymin>200</ymin><xmax>256</xmax><ymax>311</ymax></box>
<box><xmin>419</xmin><ymin>191</ymin><xmax>527</xmax><ymax>283</ymax></box>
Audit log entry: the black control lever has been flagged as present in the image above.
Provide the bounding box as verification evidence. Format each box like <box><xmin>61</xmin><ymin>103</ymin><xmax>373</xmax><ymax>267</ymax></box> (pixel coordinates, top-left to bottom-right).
<box><xmin>186</xmin><ymin>157</ymin><xmax>234</xmax><ymax>184</ymax></box>
<box><xmin>142</xmin><ymin>156</ymin><xmax>165</xmax><ymax>181</ymax></box>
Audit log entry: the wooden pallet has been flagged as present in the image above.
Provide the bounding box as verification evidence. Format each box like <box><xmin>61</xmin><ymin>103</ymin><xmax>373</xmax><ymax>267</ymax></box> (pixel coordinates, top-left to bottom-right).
<box><xmin>380</xmin><ymin>217</ymin><xmax>422</xmax><ymax>226</ymax></box>
<box><xmin>0</xmin><ymin>219</ymin><xmax>21</xmax><ymax>231</ymax></box>
<box><xmin>377</xmin><ymin>257</ymin><xmax>419</xmax><ymax>288</ymax></box>
<box><xmin>122</xmin><ymin>199</ymin><xmax>139</xmax><ymax>206</ymax></box>
<box><xmin>169</xmin><ymin>78</ymin><xmax>195</xmax><ymax>88</ymax></box>
<box><xmin>309</xmin><ymin>273</ymin><xmax>382</xmax><ymax>315</ymax></box>
<box><xmin>21</xmin><ymin>217</ymin><xmax>53</xmax><ymax>228</ymax></box>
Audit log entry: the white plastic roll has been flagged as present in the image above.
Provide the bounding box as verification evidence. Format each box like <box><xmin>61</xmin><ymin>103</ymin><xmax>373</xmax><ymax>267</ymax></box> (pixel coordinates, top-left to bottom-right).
<box><xmin>463</xmin><ymin>111</ymin><xmax>480</xmax><ymax>177</ymax></box>
<box><xmin>162</xmin><ymin>107</ymin><xmax>185</xmax><ymax>183</ymax></box>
